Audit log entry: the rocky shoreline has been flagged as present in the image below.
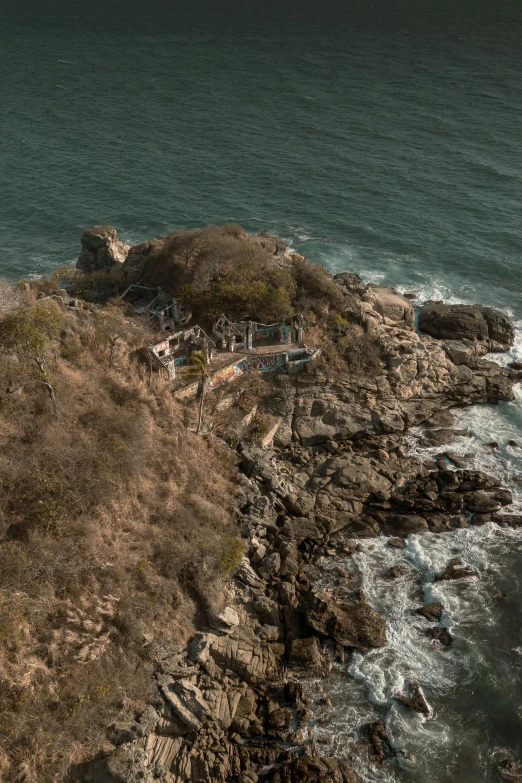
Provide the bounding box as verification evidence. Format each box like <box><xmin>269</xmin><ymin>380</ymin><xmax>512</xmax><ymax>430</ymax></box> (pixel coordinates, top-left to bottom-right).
<box><xmin>82</xmin><ymin>240</ymin><xmax>522</xmax><ymax>783</ymax></box>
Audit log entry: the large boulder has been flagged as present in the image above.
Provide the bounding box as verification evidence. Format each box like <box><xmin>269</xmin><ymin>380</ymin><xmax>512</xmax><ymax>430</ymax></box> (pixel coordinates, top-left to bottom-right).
<box><xmin>300</xmin><ymin>588</ymin><xmax>387</xmax><ymax>651</ymax></box>
<box><xmin>416</xmin><ymin>602</ymin><xmax>443</xmax><ymax>622</ymax></box>
<box><xmin>282</xmin><ymin>516</ymin><xmax>322</xmax><ymax>543</ymax></box>
<box><xmin>288</xmin><ymin>637</ymin><xmax>325</xmax><ymax>672</ymax></box>
<box><xmin>434</xmin><ymin>558</ymin><xmax>478</xmax><ymax>581</ymax></box>
<box><xmin>418</xmin><ymin>302</ymin><xmax>514</xmax><ymax>352</ymax></box>
<box><xmin>76</xmin><ymin>225</ymin><xmax>129</xmax><ymax>277</ymax></box>
<box><xmin>158</xmin><ymin>676</ymin><xmax>211</xmax><ymax>731</ymax></box>
<box><xmin>393</xmin><ymin>682</ymin><xmax>431</xmax><ymax>715</ymax></box>
<box><xmin>334</xmin><ymin>271</ymin><xmax>368</xmax><ymax>296</ymax></box>
<box><xmin>366</xmin><ymin>286</ymin><xmax>415</xmax><ymax>329</ymax></box>
<box><xmin>387</xmin><ymin>514</ymin><xmax>429</xmax><ymax>534</ymax></box>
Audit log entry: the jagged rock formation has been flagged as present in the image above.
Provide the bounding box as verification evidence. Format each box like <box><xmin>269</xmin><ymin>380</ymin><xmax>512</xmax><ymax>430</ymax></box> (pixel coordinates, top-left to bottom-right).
<box><xmin>300</xmin><ymin>588</ymin><xmax>387</xmax><ymax>650</ymax></box>
<box><xmin>76</xmin><ymin>225</ymin><xmax>129</xmax><ymax>277</ymax></box>
<box><xmin>365</xmin><ymin>285</ymin><xmax>414</xmax><ymax>328</ymax></box>
<box><xmin>269</xmin><ymin>756</ymin><xmax>362</xmax><ymax>783</ymax></box>
<box><xmin>418</xmin><ymin>301</ymin><xmax>515</xmax><ymax>351</ymax></box>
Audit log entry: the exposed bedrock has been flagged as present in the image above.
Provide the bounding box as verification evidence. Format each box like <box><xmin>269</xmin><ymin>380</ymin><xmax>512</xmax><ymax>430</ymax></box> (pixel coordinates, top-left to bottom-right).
<box><xmin>76</xmin><ymin>225</ymin><xmax>129</xmax><ymax>277</ymax></box>
<box><xmin>300</xmin><ymin>588</ymin><xmax>387</xmax><ymax>651</ymax></box>
<box><xmin>418</xmin><ymin>301</ymin><xmax>515</xmax><ymax>352</ymax></box>
<box><xmin>269</xmin><ymin>755</ymin><xmax>362</xmax><ymax>783</ymax></box>
<box><xmin>280</xmin><ymin>296</ymin><xmax>515</xmax><ymax>449</ymax></box>
<box><xmin>364</xmin><ymin>285</ymin><xmax>415</xmax><ymax>329</ymax></box>
<box><xmin>499</xmin><ymin>756</ymin><xmax>522</xmax><ymax>782</ymax></box>
<box><xmin>81</xmin><ymin>256</ymin><xmax>520</xmax><ymax>783</ymax></box>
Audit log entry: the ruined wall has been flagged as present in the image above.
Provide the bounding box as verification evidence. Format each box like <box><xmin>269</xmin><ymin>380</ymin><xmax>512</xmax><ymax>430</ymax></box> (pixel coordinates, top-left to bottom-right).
<box><xmin>175</xmin><ymin>348</ymin><xmax>318</xmax><ymax>398</ymax></box>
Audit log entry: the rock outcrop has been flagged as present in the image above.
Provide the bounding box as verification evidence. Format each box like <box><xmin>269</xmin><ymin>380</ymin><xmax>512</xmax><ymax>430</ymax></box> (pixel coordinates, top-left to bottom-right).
<box><xmin>284</xmin><ymin>300</ymin><xmax>513</xmax><ymax>449</ymax></box>
<box><xmin>80</xmin><ymin>243</ymin><xmax>520</xmax><ymax>783</ymax></box>
<box><xmin>76</xmin><ymin>225</ymin><xmax>128</xmax><ymax>277</ymax></box>
<box><xmin>418</xmin><ymin>302</ymin><xmax>515</xmax><ymax>352</ymax></box>
<box><xmin>300</xmin><ymin>588</ymin><xmax>387</xmax><ymax>651</ymax></box>
<box><xmin>365</xmin><ymin>285</ymin><xmax>415</xmax><ymax>328</ymax></box>
<box><xmin>394</xmin><ymin>682</ymin><xmax>431</xmax><ymax>715</ymax></box>
<box><xmin>269</xmin><ymin>755</ymin><xmax>362</xmax><ymax>783</ymax></box>
<box><xmin>417</xmin><ymin>602</ymin><xmax>443</xmax><ymax>622</ymax></box>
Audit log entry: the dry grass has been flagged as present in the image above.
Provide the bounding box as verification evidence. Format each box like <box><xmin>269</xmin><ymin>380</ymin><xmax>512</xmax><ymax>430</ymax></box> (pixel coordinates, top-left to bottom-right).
<box><xmin>0</xmin><ymin>279</ymin><xmax>21</xmax><ymax>315</ymax></box>
<box><xmin>0</xmin><ymin>303</ymin><xmax>239</xmax><ymax>782</ymax></box>
<box><xmin>135</xmin><ymin>225</ymin><xmax>346</xmax><ymax>324</ymax></box>
<box><xmin>0</xmin><ymin>226</ymin><xmax>355</xmax><ymax>780</ymax></box>
<box><xmin>338</xmin><ymin>326</ymin><xmax>384</xmax><ymax>376</ymax></box>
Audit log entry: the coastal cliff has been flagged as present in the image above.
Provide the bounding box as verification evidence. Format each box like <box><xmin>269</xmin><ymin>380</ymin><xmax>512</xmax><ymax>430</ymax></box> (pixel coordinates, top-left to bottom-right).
<box><xmin>0</xmin><ymin>225</ymin><xmax>520</xmax><ymax>783</ymax></box>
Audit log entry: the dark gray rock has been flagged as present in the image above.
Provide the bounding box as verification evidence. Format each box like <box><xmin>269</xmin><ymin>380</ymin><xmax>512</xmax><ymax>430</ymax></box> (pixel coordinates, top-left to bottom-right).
<box><xmin>282</xmin><ymin>516</ymin><xmax>321</xmax><ymax>543</ymax></box>
<box><xmin>418</xmin><ymin>302</ymin><xmax>514</xmax><ymax>351</ymax></box>
<box><xmin>386</xmin><ymin>564</ymin><xmax>409</xmax><ymax>579</ymax></box>
<box><xmin>416</xmin><ymin>602</ymin><xmax>443</xmax><ymax>622</ymax></box>
<box><xmin>334</xmin><ymin>271</ymin><xmax>367</xmax><ymax>296</ymax></box>
<box><xmin>464</xmin><ymin>491</ymin><xmax>502</xmax><ymax>513</ymax></box>
<box><xmin>387</xmin><ymin>514</ymin><xmax>429</xmax><ymax>534</ymax></box>
<box><xmin>435</xmin><ymin>559</ymin><xmax>478</xmax><ymax>581</ymax></box>
<box><xmin>257</xmin><ymin>551</ymin><xmax>281</xmax><ymax>580</ymax></box>
<box><xmin>394</xmin><ymin>682</ymin><xmax>431</xmax><ymax>715</ymax></box>
<box><xmin>428</xmin><ymin>627</ymin><xmax>453</xmax><ymax>646</ymax></box>
<box><xmin>363</xmin><ymin>720</ymin><xmax>394</xmax><ymax>765</ymax></box>
<box><xmin>269</xmin><ymin>755</ymin><xmax>362</xmax><ymax>783</ymax></box>
<box><xmin>492</xmin><ymin>514</ymin><xmax>522</xmax><ymax>527</ymax></box>
<box><xmin>300</xmin><ymin>588</ymin><xmax>387</xmax><ymax>651</ymax></box>
<box><xmin>287</xmin><ymin>637</ymin><xmax>325</xmax><ymax>671</ymax></box>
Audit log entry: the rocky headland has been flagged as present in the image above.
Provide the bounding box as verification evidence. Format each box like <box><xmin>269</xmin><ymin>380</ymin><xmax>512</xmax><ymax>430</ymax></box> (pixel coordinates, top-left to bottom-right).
<box><xmin>2</xmin><ymin>224</ymin><xmax>520</xmax><ymax>783</ymax></box>
<box><xmin>72</xmin><ymin>225</ymin><xmax>522</xmax><ymax>783</ymax></box>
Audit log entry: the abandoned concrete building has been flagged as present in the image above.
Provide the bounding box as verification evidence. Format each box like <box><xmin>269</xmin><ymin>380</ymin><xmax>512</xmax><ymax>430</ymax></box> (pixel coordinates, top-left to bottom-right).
<box><xmin>121</xmin><ymin>285</ymin><xmax>192</xmax><ymax>330</ymax></box>
<box><xmin>146</xmin><ymin>312</ymin><xmax>318</xmax><ymax>391</ymax></box>
<box><xmin>212</xmin><ymin>314</ymin><xmax>304</xmax><ymax>352</ymax></box>
<box><xmin>147</xmin><ymin>325</ymin><xmax>215</xmax><ymax>379</ymax></box>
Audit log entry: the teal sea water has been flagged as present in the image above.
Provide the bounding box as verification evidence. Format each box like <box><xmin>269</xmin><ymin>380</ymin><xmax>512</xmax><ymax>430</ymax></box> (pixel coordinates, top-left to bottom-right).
<box><xmin>1</xmin><ymin>0</ymin><xmax>522</xmax><ymax>779</ymax></box>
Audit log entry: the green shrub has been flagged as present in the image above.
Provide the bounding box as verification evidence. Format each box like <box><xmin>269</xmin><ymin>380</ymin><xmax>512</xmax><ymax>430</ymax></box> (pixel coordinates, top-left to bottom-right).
<box><xmin>191</xmin><ymin>279</ymin><xmax>294</xmax><ymax>322</ymax></box>
<box><xmin>218</xmin><ymin>536</ymin><xmax>244</xmax><ymax>576</ymax></box>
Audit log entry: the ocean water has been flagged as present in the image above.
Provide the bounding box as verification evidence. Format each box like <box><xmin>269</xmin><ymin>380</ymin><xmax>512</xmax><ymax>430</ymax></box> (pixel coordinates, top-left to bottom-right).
<box><xmin>1</xmin><ymin>0</ymin><xmax>521</xmax><ymax>779</ymax></box>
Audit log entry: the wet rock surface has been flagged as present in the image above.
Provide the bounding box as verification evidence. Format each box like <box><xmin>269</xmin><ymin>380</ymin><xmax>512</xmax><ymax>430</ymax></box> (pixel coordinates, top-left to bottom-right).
<box><xmin>394</xmin><ymin>682</ymin><xmax>431</xmax><ymax>715</ymax></box>
<box><xmin>269</xmin><ymin>755</ymin><xmax>362</xmax><ymax>783</ymax></box>
<box><xmin>300</xmin><ymin>588</ymin><xmax>387</xmax><ymax>650</ymax></box>
<box><xmin>363</xmin><ymin>720</ymin><xmax>394</xmax><ymax>765</ymax></box>
<box><xmin>416</xmin><ymin>602</ymin><xmax>444</xmax><ymax>622</ymax></box>
<box><xmin>499</xmin><ymin>757</ymin><xmax>522</xmax><ymax>782</ymax></box>
<box><xmin>435</xmin><ymin>558</ymin><xmax>479</xmax><ymax>582</ymax></box>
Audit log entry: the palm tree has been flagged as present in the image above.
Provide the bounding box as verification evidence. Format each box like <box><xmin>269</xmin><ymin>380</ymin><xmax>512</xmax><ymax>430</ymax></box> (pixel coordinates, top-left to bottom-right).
<box><xmin>186</xmin><ymin>349</ymin><xmax>210</xmax><ymax>433</ymax></box>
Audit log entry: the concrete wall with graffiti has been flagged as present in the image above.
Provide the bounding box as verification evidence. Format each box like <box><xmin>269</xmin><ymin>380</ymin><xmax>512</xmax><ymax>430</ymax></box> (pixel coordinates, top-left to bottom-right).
<box><xmin>207</xmin><ymin>348</ymin><xmax>318</xmax><ymax>391</ymax></box>
<box><xmin>174</xmin><ymin>346</ymin><xmax>319</xmax><ymax>399</ymax></box>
